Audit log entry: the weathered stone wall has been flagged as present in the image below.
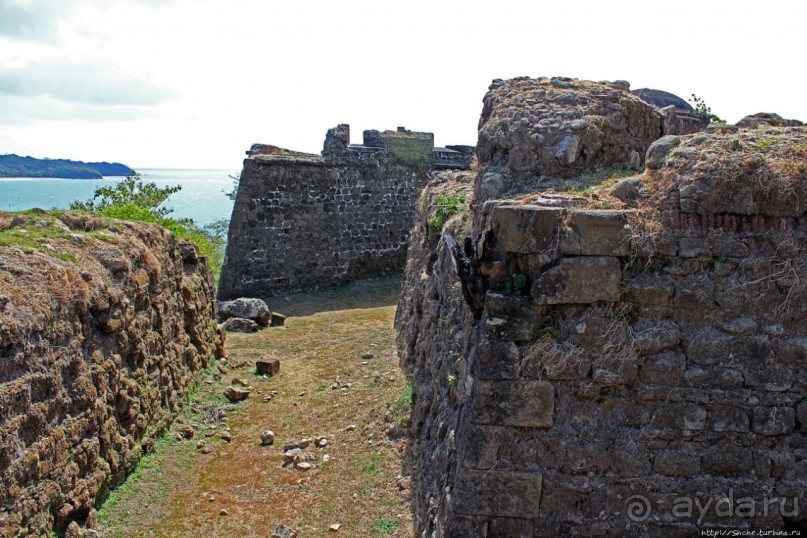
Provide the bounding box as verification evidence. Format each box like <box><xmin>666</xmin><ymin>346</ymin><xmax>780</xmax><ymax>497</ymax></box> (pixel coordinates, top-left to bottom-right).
<box><xmin>0</xmin><ymin>211</ymin><xmax>224</xmax><ymax>537</ymax></box>
<box><xmin>218</xmin><ymin>152</ymin><xmax>429</xmax><ymax>299</ymax></box>
<box><xmin>475</xmin><ymin>77</ymin><xmax>662</xmax><ymax>202</ymax></box>
<box><xmin>632</xmin><ymin>88</ymin><xmax>710</xmax><ymax>136</ymax></box>
<box><xmin>384</xmin><ymin>128</ymin><xmax>435</xmax><ymax>166</ymax></box>
<box><xmin>218</xmin><ymin>123</ymin><xmax>471</xmax><ymax>299</ymax></box>
<box><xmin>396</xmin><ymin>77</ymin><xmax>807</xmax><ymax>536</ymax></box>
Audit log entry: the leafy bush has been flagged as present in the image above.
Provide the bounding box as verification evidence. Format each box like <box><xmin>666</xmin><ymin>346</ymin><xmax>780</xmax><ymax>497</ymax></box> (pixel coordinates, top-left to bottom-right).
<box><xmin>428</xmin><ymin>192</ymin><xmax>466</xmax><ymax>229</ymax></box>
<box><xmin>72</xmin><ymin>174</ymin><xmax>226</xmax><ymax>279</ymax></box>
<box><xmin>70</xmin><ymin>172</ymin><xmax>180</xmax><ymax>216</ymax></box>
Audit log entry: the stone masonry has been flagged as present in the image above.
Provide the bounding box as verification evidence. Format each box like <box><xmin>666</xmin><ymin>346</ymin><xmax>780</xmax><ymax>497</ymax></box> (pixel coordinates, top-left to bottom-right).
<box><xmin>0</xmin><ymin>211</ymin><xmax>223</xmax><ymax>536</ymax></box>
<box><xmin>395</xmin><ymin>77</ymin><xmax>806</xmax><ymax>536</ymax></box>
<box><xmin>218</xmin><ymin>124</ymin><xmax>469</xmax><ymax>299</ymax></box>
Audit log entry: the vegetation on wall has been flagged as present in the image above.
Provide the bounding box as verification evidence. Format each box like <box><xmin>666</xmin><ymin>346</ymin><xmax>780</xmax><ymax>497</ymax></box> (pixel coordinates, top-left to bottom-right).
<box><xmin>689</xmin><ymin>94</ymin><xmax>726</xmax><ymax>124</ymax></box>
<box><xmin>428</xmin><ymin>192</ymin><xmax>467</xmax><ymax>229</ymax></box>
<box><xmin>71</xmin><ymin>173</ymin><xmax>226</xmax><ymax>278</ymax></box>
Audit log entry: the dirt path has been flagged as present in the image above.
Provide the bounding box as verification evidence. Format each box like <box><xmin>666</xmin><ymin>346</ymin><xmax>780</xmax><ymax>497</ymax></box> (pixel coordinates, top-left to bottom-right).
<box><xmin>96</xmin><ymin>277</ymin><xmax>413</xmax><ymax>537</ymax></box>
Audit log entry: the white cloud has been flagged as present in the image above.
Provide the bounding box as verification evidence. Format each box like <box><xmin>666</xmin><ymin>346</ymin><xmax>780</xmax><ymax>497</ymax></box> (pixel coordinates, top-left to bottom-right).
<box><xmin>0</xmin><ymin>59</ymin><xmax>177</xmax><ymax>107</ymax></box>
<box><xmin>0</xmin><ymin>0</ymin><xmax>178</xmax><ymax>42</ymax></box>
<box><xmin>0</xmin><ymin>94</ymin><xmax>156</xmax><ymax>124</ymax></box>
<box><xmin>0</xmin><ymin>0</ymin><xmax>69</xmax><ymax>41</ymax></box>
<box><xmin>0</xmin><ymin>0</ymin><xmax>804</xmax><ymax>168</ymax></box>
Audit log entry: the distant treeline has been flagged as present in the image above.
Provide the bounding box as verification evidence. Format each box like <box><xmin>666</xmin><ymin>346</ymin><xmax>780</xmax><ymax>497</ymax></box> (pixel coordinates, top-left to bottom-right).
<box><xmin>0</xmin><ymin>154</ymin><xmax>134</xmax><ymax>179</ymax></box>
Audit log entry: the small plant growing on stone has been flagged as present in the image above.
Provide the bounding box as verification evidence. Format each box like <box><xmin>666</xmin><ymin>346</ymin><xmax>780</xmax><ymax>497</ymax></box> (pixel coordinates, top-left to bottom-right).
<box><xmin>689</xmin><ymin>94</ymin><xmax>726</xmax><ymax>124</ymax></box>
<box><xmin>429</xmin><ymin>192</ymin><xmax>466</xmax><ymax>229</ymax></box>
<box><xmin>225</xmin><ymin>173</ymin><xmax>240</xmax><ymax>201</ymax></box>
<box><xmin>503</xmin><ymin>273</ymin><xmax>527</xmax><ymax>295</ymax></box>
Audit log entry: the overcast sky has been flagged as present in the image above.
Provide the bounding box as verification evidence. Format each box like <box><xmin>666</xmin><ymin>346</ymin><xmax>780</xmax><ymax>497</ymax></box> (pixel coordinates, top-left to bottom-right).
<box><xmin>0</xmin><ymin>0</ymin><xmax>805</xmax><ymax>170</ymax></box>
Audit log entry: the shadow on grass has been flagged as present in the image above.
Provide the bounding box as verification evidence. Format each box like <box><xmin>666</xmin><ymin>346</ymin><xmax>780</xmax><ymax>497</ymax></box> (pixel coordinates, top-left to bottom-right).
<box><xmin>264</xmin><ymin>275</ymin><xmax>403</xmax><ymax>317</ymax></box>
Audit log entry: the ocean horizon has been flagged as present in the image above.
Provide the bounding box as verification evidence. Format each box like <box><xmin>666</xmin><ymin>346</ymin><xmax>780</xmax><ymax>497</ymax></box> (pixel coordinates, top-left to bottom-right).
<box><xmin>0</xmin><ymin>167</ymin><xmax>238</xmax><ymax>227</ymax></box>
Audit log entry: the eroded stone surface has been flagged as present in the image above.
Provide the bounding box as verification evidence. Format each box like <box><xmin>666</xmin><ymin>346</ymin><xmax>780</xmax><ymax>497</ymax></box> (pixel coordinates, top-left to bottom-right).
<box><xmin>395</xmin><ymin>77</ymin><xmax>807</xmax><ymax>535</ymax></box>
<box><xmin>475</xmin><ymin>77</ymin><xmax>662</xmax><ymax>201</ymax></box>
<box><xmin>531</xmin><ymin>256</ymin><xmax>622</xmax><ymax>304</ymax></box>
<box><xmin>471</xmin><ymin>380</ymin><xmax>555</xmax><ymax>427</ymax></box>
<box><xmin>0</xmin><ymin>212</ymin><xmax>223</xmax><ymax>536</ymax></box>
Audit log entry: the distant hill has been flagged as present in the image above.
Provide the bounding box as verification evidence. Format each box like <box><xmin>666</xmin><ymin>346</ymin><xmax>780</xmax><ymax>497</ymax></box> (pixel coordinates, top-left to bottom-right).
<box><xmin>0</xmin><ymin>154</ymin><xmax>134</xmax><ymax>179</ymax></box>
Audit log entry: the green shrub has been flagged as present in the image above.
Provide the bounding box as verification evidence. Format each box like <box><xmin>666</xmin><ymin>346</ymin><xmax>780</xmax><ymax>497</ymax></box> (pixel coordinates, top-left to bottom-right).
<box><xmin>504</xmin><ymin>273</ymin><xmax>527</xmax><ymax>295</ymax></box>
<box><xmin>70</xmin><ymin>172</ymin><xmax>180</xmax><ymax>216</ymax></box>
<box><xmin>428</xmin><ymin>193</ymin><xmax>466</xmax><ymax>229</ymax></box>
<box><xmin>72</xmin><ymin>174</ymin><xmax>227</xmax><ymax>279</ymax></box>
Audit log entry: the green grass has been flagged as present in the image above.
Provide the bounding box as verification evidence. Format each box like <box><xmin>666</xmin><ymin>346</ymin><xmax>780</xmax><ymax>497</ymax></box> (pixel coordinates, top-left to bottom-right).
<box><xmin>361</xmin><ymin>453</ymin><xmax>390</xmax><ymax>476</ymax></box>
<box><xmin>572</xmin><ymin>165</ymin><xmax>640</xmax><ymax>187</ymax></box>
<box><xmin>754</xmin><ymin>137</ymin><xmax>777</xmax><ymax>153</ymax></box>
<box><xmin>0</xmin><ymin>210</ymin><xmax>68</xmax><ymax>251</ymax></box>
<box><xmin>0</xmin><ymin>210</ymin><xmax>74</xmax><ymax>258</ymax></box>
<box><xmin>99</xmin><ymin>205</ymin><xmax>225</xmax><ymax>278</ymax></box>
<box><xmin>372</xmin><ymin>517</ymin><xmax>399</xmax><ymax>534</ymax></box>
<box><xmin>96</xmin><ymin>357</ymin><xmax>233</xmax><ymax>534</ymax></box>
<box><xmin>388</xmin><ymin>382</ymin><xmax>414</xmax><ymax>425</ymax></box>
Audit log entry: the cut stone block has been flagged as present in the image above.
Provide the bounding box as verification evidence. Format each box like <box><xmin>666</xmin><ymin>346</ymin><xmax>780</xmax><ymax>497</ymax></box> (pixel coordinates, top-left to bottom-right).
<box><xmin>475</xmin><ymin>339</ymin><xmax>521</xmax><ymax>380</ymax></box>
<box><xmin>531</xmin><ymin>257</ymin><xmax>621</xmax><ymax>304</ymax></box>
<box><xmin>703</xmin><ymin>442</ymin><xmax>753</xmax><ymax>475</ymax></box>
<box><xmin>453</xmin><ymin>469</ymin><xmax>543</xmax><ymax>517</ymax></box>
<box><xmin>482</xmin><ymin>292</ymin><xmax>546</xmax><ymax>341</ymax></box>
<box><xmin>638</xmin><ymin>350</ymin><xmax>686</xmax><ymax>384</ymax></box>
<box><xmin>488</xmin><ymin>204</ymin><xmax>562</xmax><ymax>254</ymax></box>
<box><xmin>256</xmin><ymin>359</ymin><xmax>280</xmax><ymax>376</ymax></box>
<box><xmin>560</xmin><ymin>210</ymin><xmax>631</xmax><ymax>257</ymax></box>
<box><xmin>625</xmin><ymin>273</ymin><xmax>673</xmax><ymax>305</ymax></box>
<box><xmin>653</xmin><ymin>450</ymin><xmax>701</xmax><ymax>477</ymax></box>
<box><xmin>751</xmin><ymin>407</ymin><xmax>795</xmax><ymax>436</ymax></box>
<box><xmin>472</xmin><ymin>380</ymin><xmax>555</xmax><ymax>427</ymax></box>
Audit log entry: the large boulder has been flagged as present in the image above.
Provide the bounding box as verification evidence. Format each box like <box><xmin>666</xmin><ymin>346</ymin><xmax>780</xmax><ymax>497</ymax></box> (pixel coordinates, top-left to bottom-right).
<box><xmin>632</xmin><ymin>88</ymin><xmax>709</xmax><ymax>136</ymax></box>
<box><xmin>221</xmin><ymin>317</ymin><xmax>259</xmax><ymax>333</ymax></box>
<box><xmin>736</xmin><ymin>112</ymin><xmax>803</xmax><ymax>129</ymax></box>
<box><xmin>475</xmin><ymin>76</ymin><xmax>662</xmax><ymax>201</ymax></box>
<box><xmin>217</xmin><ymin>297</ymin><xmax>272</xmax><ymax>326</ymax></box>
<box><xmin>645</xmin><ymin>135</ymin><xmax>681</xmax><ymax>170</ymax></box>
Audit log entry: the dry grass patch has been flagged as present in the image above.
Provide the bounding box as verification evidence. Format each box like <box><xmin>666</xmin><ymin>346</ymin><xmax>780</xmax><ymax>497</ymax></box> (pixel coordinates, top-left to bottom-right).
<box><xmin>96</xmin><ymin>277</ymin><xmax>413</xmax><ymax>537</ymax></box>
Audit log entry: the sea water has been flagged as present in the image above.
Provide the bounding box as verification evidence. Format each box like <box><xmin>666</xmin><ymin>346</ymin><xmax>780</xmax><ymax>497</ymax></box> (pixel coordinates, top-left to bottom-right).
<box><xmin>0</xmin><ymin>168</ymin><xmax>238</xmax><ymax>227</ymax></box>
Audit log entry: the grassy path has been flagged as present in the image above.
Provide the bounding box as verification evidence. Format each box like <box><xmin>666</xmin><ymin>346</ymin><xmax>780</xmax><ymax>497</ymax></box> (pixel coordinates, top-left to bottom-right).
<box><xmin>96</xmin><ymin>277</ymin><xmax>413</xmax><ymax>537</ymax></box>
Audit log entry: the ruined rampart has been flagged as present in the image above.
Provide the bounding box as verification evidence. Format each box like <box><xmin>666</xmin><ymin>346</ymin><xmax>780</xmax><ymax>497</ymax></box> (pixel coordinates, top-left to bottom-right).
<box><xmin>0</xmin><ymin>211</ymin><xmax>223</xmax><ymax>537</ymax></box>
<box><xmin>396</xmin><ymin>77</ymin><xmax>806</xmax><ymax>536</ymax></box>
<box><xmin>218</xmin><ymin>124</ymin><xmax>469</xmax><ymax>299</ymax></box>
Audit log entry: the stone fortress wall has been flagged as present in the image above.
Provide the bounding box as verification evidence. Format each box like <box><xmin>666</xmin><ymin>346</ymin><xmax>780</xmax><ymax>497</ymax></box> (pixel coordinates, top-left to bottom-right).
<box><xmin>217</xmin><ymin>124</ymin><xmax>472</xmax><ymax>299</ymax></box>
<box><xmin>395</xmin><ymin>76</ymin><xmax>807</xmax><ymax>536</ymax></box>
<box><xmin>0</xmin><ymin>212</ymin><xmax>223</xmax><ymax>536</ymax></box>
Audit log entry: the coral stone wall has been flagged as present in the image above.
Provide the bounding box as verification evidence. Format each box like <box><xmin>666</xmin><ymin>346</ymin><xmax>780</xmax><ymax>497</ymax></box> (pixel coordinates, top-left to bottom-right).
<box><xmin>0</xmin><ymin>211</ymin><xmax>223</xmax><ymax>537</ymax></box>
<box><xmin>218</xmin><ymin>153</ymin><xmax>429</xmax><ymax>299</ymax></box>
<box><xmin>396</xmin><ymin>78</ymin><xmax>807</xmax><ymax>536</ymax></box>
